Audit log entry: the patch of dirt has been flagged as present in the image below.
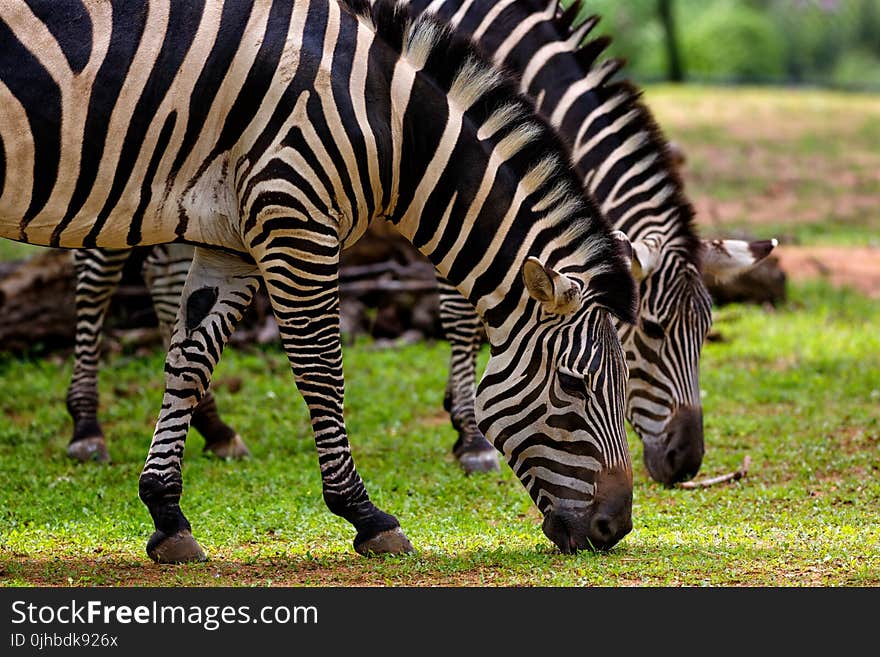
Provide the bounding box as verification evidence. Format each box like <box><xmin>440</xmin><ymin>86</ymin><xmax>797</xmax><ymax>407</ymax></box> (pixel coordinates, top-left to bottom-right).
<box><xmin>772</xmin><ymin>245</ymin><xmax>880</xmax><ymax>298</ymax></box>
<box><xmin>3</xmin><ymin>554</ymin><xmax>876</xmax><ymax>587</ymax></box>
<box><xmin>0</xmin><ymin>556</ymin><xmax>537</xmax><ymax>587</ymax></box>
<box><xmin>648</xmin><ymin>89</ymin><xmax>880</xmax><ymax>299</ymax></box>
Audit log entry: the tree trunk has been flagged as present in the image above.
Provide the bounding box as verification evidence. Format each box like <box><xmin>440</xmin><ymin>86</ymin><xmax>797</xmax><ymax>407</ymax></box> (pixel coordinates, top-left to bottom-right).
<box><xmin>704</xmin><ymin>255</ymin><xmax>788</xmax><ymax>308</ymax></box>
<box><xmin>658</xmin><ymin>0</ymin><xmax>684</xmax><ymax>82</ymax></box>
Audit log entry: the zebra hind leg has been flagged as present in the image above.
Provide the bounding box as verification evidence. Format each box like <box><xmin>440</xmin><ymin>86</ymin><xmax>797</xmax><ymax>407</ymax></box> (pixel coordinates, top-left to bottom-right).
<box><xmin>257</xmin><ymin>237</ymin><xmax>413</xmax><ymax>556</ymax></box>
<box><xmin>438</xmin><ymin>279</ymin><xmax>498</xmax><ymax>474</ymax></box>
<box><xmin>65</xmin><ymin>248</ymin><xmax>133</xmax><ymax>463</ymax></box>
<box><xmin>142</xmin><ymin>244</ymin><xmax>251</xmax><ymax>460</ymax></box>
<box><xmin>192</xmin><ymin>393</ymin><xmax>250</xmax><ymax>459</ymax></box>
<box><xmin>138</xmin><ymin>248</ymin><xmax>260</xmax><ymax>563</ymax></box>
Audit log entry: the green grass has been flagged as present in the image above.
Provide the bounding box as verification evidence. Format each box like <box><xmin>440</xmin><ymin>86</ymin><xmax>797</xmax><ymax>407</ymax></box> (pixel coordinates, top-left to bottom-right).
<box><xmin>0</xmin><ymin>241</ymin><xmax>47</xmax><ymax>262</ymax></box>
<box><xmin>1</xmin><ymin>280</ymin><xmax>878</xmax><ymax>586</ymax></box>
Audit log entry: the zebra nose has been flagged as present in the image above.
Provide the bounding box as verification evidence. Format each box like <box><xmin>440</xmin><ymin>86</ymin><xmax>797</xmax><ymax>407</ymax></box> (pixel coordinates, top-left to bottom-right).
<box><xmin>644</xmin><ymin>405</ymin><xmax>705</xmax><ymax>485</ymax></box>
<box><xmin>585</xmin><ymin>505</ymin><xmax>633</xmax><ymax>552</ymax></box>
<box><xmin>541</xmin><ymin>468</ymin><xmax>633</xmax><ymax>553</ymax></box>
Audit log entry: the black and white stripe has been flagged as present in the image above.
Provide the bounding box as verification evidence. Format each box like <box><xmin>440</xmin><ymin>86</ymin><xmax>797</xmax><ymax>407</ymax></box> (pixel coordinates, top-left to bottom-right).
<box><xmin>0</xmin><ymin>0</ymin><xmax>637</xmax><ymax>558</ymax></box>
<box><xmin>404</xmin><ymin>0</ymin><xmax>776</xmax><ymax>483</ymax></box>
<box><xmin>65</xmin><ymin>245</ymin><xmax>249</xmax><ymax>463</ymax></box>
<box><xmin>62</xmin><ymin>0</ymin><xmax>774</xmax><ymax>483</ymax></box>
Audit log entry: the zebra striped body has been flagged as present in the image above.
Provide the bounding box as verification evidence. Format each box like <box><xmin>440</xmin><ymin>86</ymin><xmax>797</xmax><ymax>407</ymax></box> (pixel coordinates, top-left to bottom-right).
<box><xmin>0</xmin><ymin>0</ymin><xmax>638</xmax><ymax>558</ymax></box>
<box><xmin>402</xmin><ymin>0</ymin><xmax>777</xmax><ymax>482</ymax></box>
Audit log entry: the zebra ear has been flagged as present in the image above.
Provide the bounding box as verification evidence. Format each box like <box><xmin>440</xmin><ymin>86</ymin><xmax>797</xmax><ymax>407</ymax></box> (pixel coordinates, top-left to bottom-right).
<box><xmin>522</xmin><ymin>257</ymin><xmax>582</xmax><ymax>315</ymax></box>
<box><xmin>630</xmin><ymin>238</ymin><xmax>661</xmax><ymax>282</ymax></box>
<box><xmin>701</xmin><ymin>238</ymin><xmax>778</xmax><ymax>282</ymax></box>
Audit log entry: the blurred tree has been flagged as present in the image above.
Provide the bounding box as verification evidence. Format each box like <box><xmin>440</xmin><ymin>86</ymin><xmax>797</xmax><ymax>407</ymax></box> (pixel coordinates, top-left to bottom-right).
<box><xmin>568</xmin><ymin>0</ymin><xmax>880</xmax><ymax>91</ymax></box>
<box><xmin>658</xmin><ymin>0</ymin><xmax>684</xmax><ymax>81</ymax></box>
<box><xmin>856</xmin><ymin>0</ymin><xmax>880</xmax><ymax>56</ymax></box>
<box><xmin>682</xmin><ymin>2</ymin><xmax>786</xmax><ymax>82</ymax></box>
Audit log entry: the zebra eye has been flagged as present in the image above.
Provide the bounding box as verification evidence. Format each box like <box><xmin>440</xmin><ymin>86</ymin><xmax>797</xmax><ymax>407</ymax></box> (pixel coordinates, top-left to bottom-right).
<box><xmin>641</xmin><ymin>319</ymin><xmax>665</xmax><ymax>340</ymax></box>
<box><xmin>557</xmin><ymin>370</ymin><xmax>586</xmax><ymax>398</ymax></box>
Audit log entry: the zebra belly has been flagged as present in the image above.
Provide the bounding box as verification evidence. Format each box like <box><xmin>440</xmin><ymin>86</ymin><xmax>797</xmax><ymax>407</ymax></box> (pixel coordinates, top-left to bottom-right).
<box><xmin>0</xmin><ymin>154</ymin><xmax>244</xmax><ymax>255</ymax></box>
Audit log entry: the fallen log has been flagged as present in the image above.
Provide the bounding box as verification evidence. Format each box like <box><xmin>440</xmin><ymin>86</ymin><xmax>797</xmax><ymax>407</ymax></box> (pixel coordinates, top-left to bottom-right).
<box><xmin>339</xmin><ymin>260</ymin><xmax>435</xmax><ymax>282</ymax></box>
<box><xmin>0</xmin><ymin>225</ymin><xmax>448</xmax><ymax>354</ymax></box>
<box><xmin>705</xmin><ymin>255</ymin><xmax>787</xmax><ymax>307</ymax></box>
<box><xmin>0</xmin><ymin>250</ymin><xmax>80</xmax><ymax>353</ymax></box>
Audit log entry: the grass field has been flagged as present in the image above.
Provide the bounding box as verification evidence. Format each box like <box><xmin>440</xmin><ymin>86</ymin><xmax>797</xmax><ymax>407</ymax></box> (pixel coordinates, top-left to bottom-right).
<box><xmin>1</xmin><ymin>277</ymin><xmax>878</xmax><ymax>587</ymax></box>
<box><xmin>1</xmin><ymin>86</ymin><xmax>878</xmax><ymax>586</ymax></box>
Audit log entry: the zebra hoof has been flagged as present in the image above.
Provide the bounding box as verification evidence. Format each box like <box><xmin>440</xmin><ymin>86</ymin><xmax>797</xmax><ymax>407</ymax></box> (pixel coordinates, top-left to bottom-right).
<box><xmin>204</xmin><ymin>434</ymin><xmax>250</xmax><ymax>460</ymax></box>
<box><xmin>354</xmin><ymin>527</ymin><xmax>415</xmax><ymax>556</ymax></box>
<box><xmin>458</xmin><ymin>449</ymin><xmax>500</xmax><ymax>474</ymax></box>
<box><xmin>453</xmin><ymin>433</ymin><xmax>499</xmax><ymax>474</ymax></box>
<box><xmin>147</xmin><ymin>530</ymin><xmax>207</xmax><ymax>564</ymax></box>
<box><xmin>66</xmin><ymin>437</ymin><xmax>110</xmax><ymax>463</ymax></box>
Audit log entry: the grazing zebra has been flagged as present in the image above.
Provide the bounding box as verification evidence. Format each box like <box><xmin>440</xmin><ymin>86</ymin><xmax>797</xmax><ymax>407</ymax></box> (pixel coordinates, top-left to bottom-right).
<box><xmin>66</xmin><ymin>245</ymin><xmax>249</xmax><ymax>463</ymax></box>
<box><xmin>398</xmin><ymin>0</ymin><xmax>777</xmax><ymax>482</ymax></box>
<box><xmin>0</xmin><ymin>0</ymin><xmax>639</xmax><ymax>559</ymax></box>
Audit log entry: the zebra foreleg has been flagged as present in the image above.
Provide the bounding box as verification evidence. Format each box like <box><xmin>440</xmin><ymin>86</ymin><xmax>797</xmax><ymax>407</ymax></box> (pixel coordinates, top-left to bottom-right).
<box><xmin>437</xmin><ymin>278</ymin><xmax>498</xmax><ymax>474</ymax></box>
<box><xmin>65</xmin><ymin>248</ymin><xmax>133</xmax><ymax>463</ymax></box>
<box><xmin>143</xmin><ymin>245</ymin><xmax>250</xmax><ymax>459</ymax></box>
<box><xmin>138</xmin><ymin>248</ymin><xmax>260</xmax><ymax>564</ymax></box>
<box><xmin>258</xmin><ymin>241</ymin><xmax>414</xmax><ymax>557</ymax></box>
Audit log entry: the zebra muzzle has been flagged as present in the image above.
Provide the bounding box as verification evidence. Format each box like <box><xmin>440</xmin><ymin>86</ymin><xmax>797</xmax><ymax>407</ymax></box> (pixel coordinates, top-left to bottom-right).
<box><xmin>643</xmin><ymin>405</ymin><xmax>705</xmax><ymax>485</ymax></box>
<box><xmin>541</xmin><ymin>468</ymin><xmax>633</xmax><ymax>553</ymax></box>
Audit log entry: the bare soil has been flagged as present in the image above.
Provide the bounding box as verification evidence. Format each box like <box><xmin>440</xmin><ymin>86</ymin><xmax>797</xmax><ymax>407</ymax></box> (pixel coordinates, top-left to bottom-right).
<box><xmin>647</xmin><ymin>87</ymin><xmax>880</xmax><ymax>299</ymax></box>
<box><xmin>773</xmin><ymin>245</ymin><xmax>880</xmax><ymax>298</ymax></box>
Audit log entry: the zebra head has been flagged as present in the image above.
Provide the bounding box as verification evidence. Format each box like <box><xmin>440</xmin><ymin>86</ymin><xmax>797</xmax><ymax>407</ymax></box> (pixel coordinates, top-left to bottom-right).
<box><xmin>475</xmin><ymin>248</ymin><xmax>636</xmax><ymax>553</ymax></box>
<box><xmin>621</xmin><ymin>236</ymin><xmax>777</xmax><ymax>485</ymax></box>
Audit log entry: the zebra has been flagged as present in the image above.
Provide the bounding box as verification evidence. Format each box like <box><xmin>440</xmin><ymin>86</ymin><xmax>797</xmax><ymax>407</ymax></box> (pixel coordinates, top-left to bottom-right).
<box><xmin>58</xmin><ymin>0</ymin><xmax>776</xmax><ymax>479</ymax></box>
<box><xmin>396</xmin><ymin>0</ymin><xmax>778</xmax><ymax>481</ymax></box>
<box><xmin>0</xmin><ymin>0</ymin><xmax>639</xmax><ymax>560</ymax></box>
<box><xmin>66</xmin><ymin>244</ymin><xmax>250</xmax><ymax>463</ymax></box>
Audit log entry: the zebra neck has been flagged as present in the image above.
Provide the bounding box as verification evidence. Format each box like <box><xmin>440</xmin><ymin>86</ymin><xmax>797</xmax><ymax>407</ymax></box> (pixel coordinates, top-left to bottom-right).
<box><xmin>388</xmin><ymin>146</ymin><xmax>534</xmax><ymax>337</ymax></box>
<box><xmin>380</xmin><ymin>89</ymin><xmax>581</xmax><ymax>342</ymax></box>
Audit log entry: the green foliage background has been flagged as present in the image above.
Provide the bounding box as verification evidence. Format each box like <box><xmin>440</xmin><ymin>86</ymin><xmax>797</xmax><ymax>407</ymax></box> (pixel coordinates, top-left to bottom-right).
<box><xmin>570</xmin><ymin>0</ymin><xmax>880</xmax><ymax>90</ymax></box>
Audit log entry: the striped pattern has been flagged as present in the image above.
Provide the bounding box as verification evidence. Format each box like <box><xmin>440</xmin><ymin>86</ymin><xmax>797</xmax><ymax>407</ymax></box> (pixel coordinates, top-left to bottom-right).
<box><xmin>65</xmin><ymin>245</ymin><xmax>248</xmax><ymax>463</ymax></box>
<box><xmin>0</xmin><ymin>0</ymin><xmax>637</xmax><ymax>556</ymax></box>
<box><xmin>65</xmin><ymin>248</ymin><xmax>133</xmax><ymax>463</ymax></box>
<box><xmin>403</xmin><ymin>0</ymin><xmax>747</xmax><ymax>483</ymax></box>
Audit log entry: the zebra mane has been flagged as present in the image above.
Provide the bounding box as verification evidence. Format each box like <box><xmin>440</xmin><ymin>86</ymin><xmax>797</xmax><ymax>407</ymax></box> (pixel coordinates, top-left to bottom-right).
<box><xmin>341</xmin><ymin>0</ymin><xmax>637</xmax><ymax>323</ymax></box>
<box><xmin>542</xmin><ymin>0</ymin><xmax>702</xmax><ymax>269</ymax></box>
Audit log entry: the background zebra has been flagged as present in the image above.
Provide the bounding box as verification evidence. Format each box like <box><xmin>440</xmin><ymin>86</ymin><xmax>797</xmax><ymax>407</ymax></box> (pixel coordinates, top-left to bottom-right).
<box><xmin>400</xmin><ymin>0</ymin><xmax>777</xmax><ymax>482</ymax></box>
<box><xmin>0</xmin><ymin>0</ymin><xmax>638</xmax><ymax>559</ymax></box>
